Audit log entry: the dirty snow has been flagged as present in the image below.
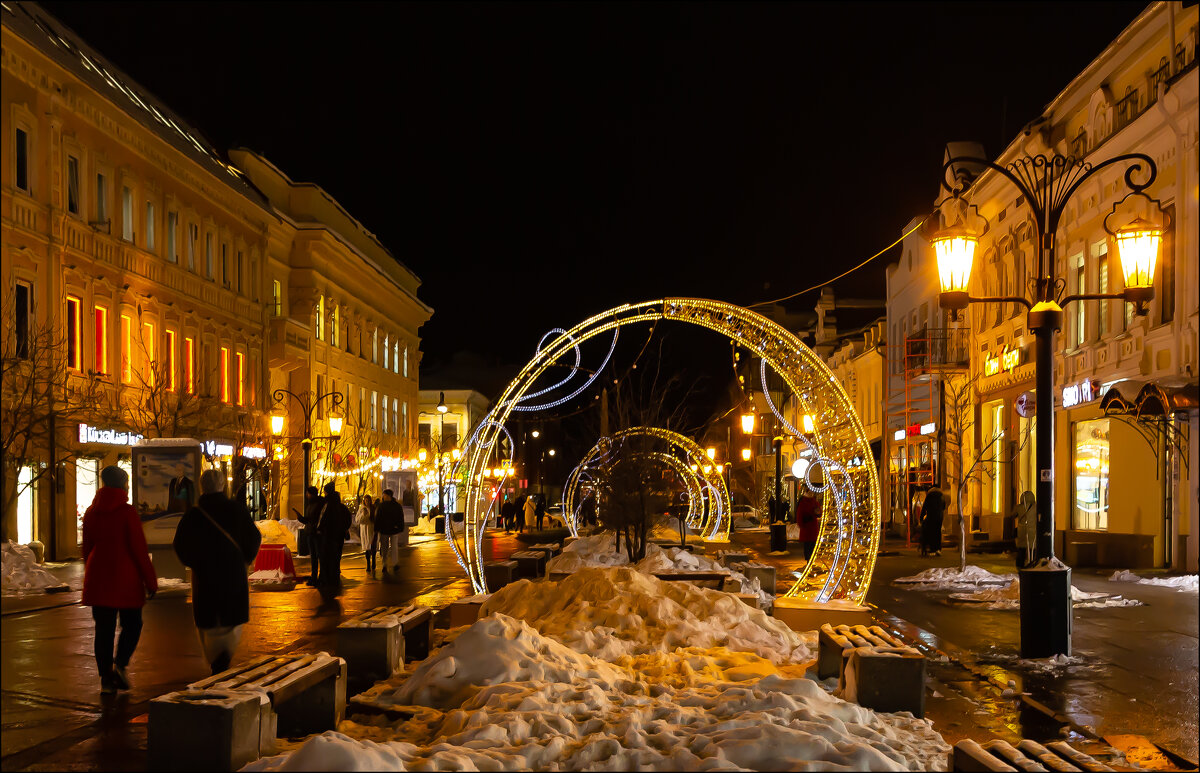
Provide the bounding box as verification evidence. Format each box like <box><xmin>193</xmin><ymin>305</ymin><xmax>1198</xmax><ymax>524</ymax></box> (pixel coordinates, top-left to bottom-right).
<box><xmin>949</xmin><ymin>580</ymin><xmax>1142</xmax><ymax>609</ymax></box>
<box><xmin>254</xmin><ymin>519</ymin><xmax>298</xmax><ymax>554</ymax></box>
<box><xmin>893</xmin><ymin>565</ymin><xmax>1016</xmax><ymax>587</ymax></box>
<box><xmin>408</xmin><ymin>515</ymin><xmax>438</xmax><ymax>536</ymax></box>
<box><xmin>248</xmin><ymin>568</ymin><xmax>295</xmax><ymax>584</ymax></box>
<box><xmin>1</xmin><ymin>541</ymin><xmax>70</xmax><ymax>595</ymax></box>
<box><xmin>248</xmin><ymin>604</ymin><xmax>950</xmax><ymax>771</ymax></box>
<box><xmin>1109</xmin><ymin>570</ymin><xmax>1199</xmax><ymax>593</ymax></box>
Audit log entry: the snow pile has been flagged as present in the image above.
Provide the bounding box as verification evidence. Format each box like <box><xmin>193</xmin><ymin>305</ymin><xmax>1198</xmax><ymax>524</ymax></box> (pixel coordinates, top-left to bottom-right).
<box><xmin>894</xmin><ymin>565</ymin><xmax>1016</xmax><ymax>587</ymax></box>
<box><xmin>1</xmin><ymin>541</ymin><xmax>69</xmax><ymax>595</ymax></box>
<box><xmin>249</xmin><ymin>568</ymin><xmax>295</xmax><ymax>584</ymax></box>
<box><xmin>733</xmin><ymin>517</ymin><xmax>764</xmax><ymax>530</ymax></box>
<box><xmin>408</xmin><ymin>515</ymin><xmax>438</xmax><ymax>535</ymax></box>
<box><xmin>950</xmin><ymin>580</ymin><xmax>1143</xmax><ymax>609</ymax></box>
<box><xmin>1109</xmin><ymin>570</ymin><xmax>1199</xmax><ymax>593</ymax></box>
<box><xmin>254</xmin><ymin>519</ymin><xmax>298</xmax><ymax>554</ymax></box>
<box><xmin>478</xmin><ymin>567</ymin><xmax>808</xmax><ymax>665</ymax></box>
<box><xmin>248</xmin><ymin>612</ymin><xmax>950</xmax><ymax>772</ymax></box>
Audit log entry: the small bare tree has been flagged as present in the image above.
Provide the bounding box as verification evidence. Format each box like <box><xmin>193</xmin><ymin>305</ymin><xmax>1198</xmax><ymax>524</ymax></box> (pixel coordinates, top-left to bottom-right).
<box><xmin>119</xmin><ymin>309</ymin><xmax>211</xmax><ymax>440</ymax></box>
<box><xmin>942</xmin><ymin>372</ymin><xmax>1032</xmax><ymax>571</ymax></box>
<box><xmin>1</xmin><ymin>292</ymin><xmax>107</xmax><ymax>544</ymax></box>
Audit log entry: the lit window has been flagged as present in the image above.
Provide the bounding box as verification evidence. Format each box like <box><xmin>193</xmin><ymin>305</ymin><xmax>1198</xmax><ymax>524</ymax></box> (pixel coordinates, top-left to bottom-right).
<box><xmin>272</xmin><ymin>280</ymin><xmax>282</xmax><ymax>317</ymax></box>
<box><xmin>184</xmin><ymin>337</ymin><xmax>195</xmax><ymax>394</ymax></box>
<box><xmin>382</xmin><ymin>394</ymin><xmax>389</xmax><ymax>433</ymax></box>
<box><xmin>1072</xmin><ymin>419</ymin><xmax>1110</xmax><ymax>531</ymax></box>
<box><xmin>236</xmin><ymin>352</ymin><xmax>244</xmax><ymax>406</ymax></box>
<box><xmin>371</xmin><ymin>391</ymin><xmax>377</xmax><ymax>431</ymax></box>
<box><xmin>372</xmin><ymin>328</ymin><xmax>378</xmax><ymax>363</ymax></box>
<box><xmin>120</xmin><ymin>314</ymin><xmax>132</xmax><ymax>383</ymax></box>
<box><xmin>393</xmin><ymin>341</ymin><xmax>399</xmax><ymax>374</ymax></box>
<box><xmin>315</xmin><ymin>295</ymin><xmax>325</xmax><ymax>340</ymax></box>
<box><xmin>403</xmin><ymin>345</ymin><xmax>408</xmax><ymax>377</ymax></box>
<box><xmin>146</xmin><ymin>202</ymin><xmax>156</xmax><ymax>251</ymax></box>
<box><xmin>220</xmin><ymin>346</ymin><xmax>230</xmax><ymax>403</ymax></box>
<box><xmin>166</xmin><ymin>330</ymin><xmax>176</xmax><ymax>392</ymax></box>
<box><xmin>94</xmin><ymin>306</ymin><xmax>108</xmax><ymax>375</ymax></box>
<box><xmin>383</xmin><ymin>335</ymin><xmax>389</xmax><ymax>369</ymax></box>
<box><xmin>142</xmin><ymin>322</ymin><xmax>155</xmax><ymax>386</ymax></box>
<box><xmin>66</xmin><ymin>297</ymin><xmax>82</xmax><ymax>371</ymax></box>
<box><xmin>401</xmin><ymin>401</ymin><xmax>407</xmax><ymax>438</ymax></box>
<box><xmin>331</xmin><ymin>304</ymin><xmax>340</xmax><ymax>348</ymax></box>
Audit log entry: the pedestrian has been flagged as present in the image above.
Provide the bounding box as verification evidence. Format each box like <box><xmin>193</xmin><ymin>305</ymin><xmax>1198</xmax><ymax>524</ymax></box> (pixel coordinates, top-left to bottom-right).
<box><xmin>374</xmin><ymin>488</ymin><xmax>406</xmax><ymax>574</ymax></box>
<box><xmin>795</xmin><ymin>491</ymin><xmax>819</xmax><ymax>560</ymax></box>
<box><xmin>921</xmin><ymin>485</ymin><xmax>946</xmax><ymax>557</ymax></box>
<box><xmin>173</xmin><ymin>469</ymin><xmax>262</xmax><ymax>674</ymax></box>
<box><xmin>500</xmin><ymin>497</ymin><xmax>516</xmax><ymax>533</ymax></box>
<box><xmin>299</xmin><ymin>486</ymin><xmax>324</xmax><ymax>585</ymax></box>
<box><xmin>316</xmin><ymin>482</ymin><xmax>352</xmax><ymax>588</ymax></box>
<box><xmin>535</xmin><ymin>497</ymin><xmax>546</xmax><ymax>531</ymax></box>
<box><xmin>82</xmin><ymin>465</ymin><xmax>158</xmax><ymax>694</ymax></box>
<box><xmin>355</xmin><ymin>494</ymin><xmax>377</xmax><ymax>574</ymax></box>
<box><xmin>521</xmin><ymin>494</ymin><xmax>535</xmax><ymax>534</ymax></box>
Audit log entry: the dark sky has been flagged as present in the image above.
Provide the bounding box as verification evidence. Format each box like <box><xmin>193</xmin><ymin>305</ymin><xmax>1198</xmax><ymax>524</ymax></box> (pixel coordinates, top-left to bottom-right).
<box><xmin>41</xmin><ymin>1</ymin><xmax>1145</xmax><ymax>390</ymax></box>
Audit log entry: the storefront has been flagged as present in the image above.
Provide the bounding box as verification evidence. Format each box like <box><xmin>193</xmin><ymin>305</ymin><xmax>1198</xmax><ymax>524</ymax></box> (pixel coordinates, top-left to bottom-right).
<box><xmin>71</xmin><ymin>423</ymin><xmax>142</xmax><ymax>555</ymax></box>
<box><xmin>971</xmin><ymin>343</ymin><xmax>1034</xmax><ymax>542</ymax></box>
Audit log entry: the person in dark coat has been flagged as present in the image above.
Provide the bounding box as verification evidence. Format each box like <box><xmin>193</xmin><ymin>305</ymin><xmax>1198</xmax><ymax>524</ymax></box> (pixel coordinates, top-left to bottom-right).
<box><xmin>500</xmin><ymin>497</ymin><xmax>516</xmax><ymax>533</ymax></box>
<box><xmin>82</xmin><ymin>465</ymin><xmax>158</xmax><ymax>694</ymax></box>
<box><xmin>173</xmin><ymin>469</ymin><xmax>261</xmax><ymax>674</ymax></box>
<box><xmin>316</xmin><ymin>482</ymin><xmax>352</xmax><ymax>588</ymax></box>
<box><xmin>535</xmin><ymin>497</ymin><xmax>546</xmax><ymax>531</ymax></box>
<box><xmin>921</xmin><ymin>486</ymin><xmax>946</xmax><ymax>557</ymax></box>
<box><xmin>374</xmin><ymin>489</ymin><xmax>406</xmax><ymax>573</ymax></box>
<box><xmin>795</xmin><ymin>492</ymin><xmax>820</xmax><ymax>560</ymax></box>
<box><xmin>299</xmin><ymin>486</ymin><xmax>324</xmax><ymax>585</ymax></box>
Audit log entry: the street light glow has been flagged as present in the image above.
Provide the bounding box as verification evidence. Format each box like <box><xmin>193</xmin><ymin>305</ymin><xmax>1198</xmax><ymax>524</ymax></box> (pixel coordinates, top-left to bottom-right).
<box><xmin>270</xmin><ymin>414</ymin><xmax>285</xmax><ymax>436</ymax></box>
<box><xmin>705</xmin><ymin>447</ymin><xmax>716</xmax><ymax>460</ymax></box>
<box><xmin>741</xmin><ymin>447</ymin><xmax>751</xmax><ymax>461</ymax></box>
<box><xmin>328</xmin><ymin>416</ymin><xmax>343</xmax><ymax>436</ymax></box>
<box><xmin>932</xmin><ymin>225</ymin><xmax>978</xmax><ymax>303</ymax></box>
<box><xmin>740</xmin><ymin>413</ymin><xmax>754</xmax><ymax>434</ymax></box>
<box><xmin>1114</xmin><ymin>217</ymin><xmax>1161</xmax><ymax>289</ymax></box>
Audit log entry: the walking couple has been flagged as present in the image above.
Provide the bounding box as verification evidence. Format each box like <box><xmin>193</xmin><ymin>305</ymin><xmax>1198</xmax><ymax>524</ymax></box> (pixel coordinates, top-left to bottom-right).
<box><xmin>355</xmin><ymin>488</ymin><xmax>407</xmax><ymax>574</ymax></box>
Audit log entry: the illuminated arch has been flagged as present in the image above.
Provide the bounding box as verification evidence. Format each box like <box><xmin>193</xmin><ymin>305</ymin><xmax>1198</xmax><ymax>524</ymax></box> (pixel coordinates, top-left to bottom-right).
<box><xmin>563</xmin><ymin>426</ymin><xmax>731</xmax><ymax>541</ymax></box>
<box><xmin>451</xmin><ymin>299</ymin><xmax>881</xmax><ymax>604</ymax></box>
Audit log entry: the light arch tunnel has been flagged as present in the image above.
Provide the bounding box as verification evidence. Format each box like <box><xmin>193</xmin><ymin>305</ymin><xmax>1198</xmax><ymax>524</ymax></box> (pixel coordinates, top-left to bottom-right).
<box><xmin>449</xmin><ymin>298</ymin><xmax>881</xmax><ymax>604</ymax></box>
<box><xmin>562</xmin><ymin>426</ymin><xmax>733</xmax><ymax>542</ymax></box>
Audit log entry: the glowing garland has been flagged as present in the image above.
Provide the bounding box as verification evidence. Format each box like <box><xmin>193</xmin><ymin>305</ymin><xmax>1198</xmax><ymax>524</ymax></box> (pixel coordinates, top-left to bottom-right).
<box><xmin>456</xmin><ymin>299</ymin><xmax>880</xmax><ymax>601</ymax></box>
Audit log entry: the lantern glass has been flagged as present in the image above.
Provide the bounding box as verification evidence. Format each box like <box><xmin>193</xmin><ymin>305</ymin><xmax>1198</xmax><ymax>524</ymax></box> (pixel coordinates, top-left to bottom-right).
<box><xmin>802</xmin><ymin>414</ymin><xmax>815</xmax><ymax>434</ymax></box>
<box><xmin>270</xmin><ymin>414</ymin><xmax>285</xmax><ymax>436</ymax></box>
<box><xmin>933</xmin><ymin>226</ymin><xmax>977</xmax><ymax>295</ymax></box>
<box><xmin>328</xmin><ymin>416</ymin><xmax>343</xmax><ymax>436</ymax></box>
<box><xmin>705</xmin><ymin>447</ymin><xmax>716</xmax><ymax>460</ymax></box>
<box><xmin>418</xmin><ymin>448</ymin><xmax>428</xmax><ymax>463</ymax></box>
<box><xmin>740</xmin><ymin>413</ymin><xmax>754</xmax><ymax>434</ymax></box>
<box><xmin>741</xmin><ymin>447</ymin><xmax>752</xmax><ymax>461</ymax></box>
<box><xmin>1115</xmin><ymin>218</ymin><xmax>1161</xmax><ymax>289</ymax></box>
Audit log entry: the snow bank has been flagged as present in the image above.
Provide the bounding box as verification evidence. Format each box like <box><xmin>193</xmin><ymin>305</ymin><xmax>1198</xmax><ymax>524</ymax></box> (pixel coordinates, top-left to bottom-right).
<box><xmin>894</xmin><ymin>565</ymin><xmax>1016</xmax><ymax>587</ymax></box>
<box><xmin>249</xmin><ymin>569</ymin><xmax>295</xmax><ymax>584</ymax></box>
<box><xmin>249</xmin><ymin>612</ymin><xmax>950</xmax><ymax>772</ymax></box>
<box><xmin>1109</xmin><ymin>570</ymin><xmax>1199</xmax><ymax>593</ymax></box>
<box><xmin>408</xmin><ymin>516</ymin><xmax>437</xmax><ymax>536</ymax></box>
<box><xmin>254</xmin><ymin>519</ymin><xmax>298</xmax><ymax>554</ymax></box>
<box><xmin>1</xmin><ymin>541</ymin><xmax>69</xmax><ymax>595</ymax></box>
<box><xmin>949</xmin><ymin>580</ymin><xmax>1142</xmax><ymax>609</ymax></box>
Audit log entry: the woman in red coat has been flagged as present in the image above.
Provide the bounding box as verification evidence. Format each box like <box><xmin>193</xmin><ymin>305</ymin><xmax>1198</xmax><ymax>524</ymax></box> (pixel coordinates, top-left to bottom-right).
<box><xmin>82</xmin><ymin>465</ymin><xmax>158</xmax><ymax>694</ymax></box>
<box><xmin>795</xmin><ymin>492</ymin><xmax>820</xmax><ymax>560</ymax></box>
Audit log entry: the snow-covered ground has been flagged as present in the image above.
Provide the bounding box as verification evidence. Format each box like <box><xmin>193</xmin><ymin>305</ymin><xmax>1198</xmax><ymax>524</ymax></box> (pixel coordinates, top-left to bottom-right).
<box><xmin>947</xmin><ymin>580</ymin><xmax>1142</xmax><ymax>610</ymax></box>
<box><xmin>1</xmin><ymin>541</ymin><xmax>70</xmax><ymax>595</ymax></box>
<box><xmin>1109</xmin><ymin>570</ymin><xmax>1199</xmax><ymax>593</ymax></box>
<box><xmin>246</xmin><ymin>567</ymin><xmax>951</xmax><ymax>772</ymax></box>
<box><xmin>893</xmin><ymin>565</ymin><xmax>1015</xmax><ymax>587</ymax></box>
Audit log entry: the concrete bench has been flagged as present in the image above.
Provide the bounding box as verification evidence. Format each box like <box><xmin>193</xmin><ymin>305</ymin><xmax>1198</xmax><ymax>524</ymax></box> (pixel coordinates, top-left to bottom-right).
<box><xmin>336</xmin><ymin>603</ymin><xmax>433</xmax><ymax>688</ymax></box>
<box><xmin>732</xmin><ymin>561</ymin><xmax>776</xmax><ymax>596</ymax></box>
<box><xmin>718</xmin><ymin>551</ymin><xmax>751</xmax><ymax>567</ymax></box>
<box><xmin>839</xmin><ymin>644</ymin><xmax>926</xmax><ymax>717</ymax></box>
<box><xmin>485</xmin><ymin>560</ymin><xmax>518</xmax><ymax>592</ymax></box>
<box><xmin>511</xmin><ymin>550</ymin><xmax>548</xmax><ymax>578</ymax></box>
<box><xmin>952</xmin><ymin>738</ymin><xmax>1115</xmax><ymax>772</ymax></box>
<box><xmin>652</xmin><ymin>571</ymin><xmax>730</xmax><ymax>591</ymax></box>
<box><xmin>817</xmin><ymin>623</ymin><xmax>908</xmax><ymax>679</ymax></box>
<box><xmin>150</xmin><ymin>652</ymin><xmax>346</xmax><ymax>771</ymax></box>
<box><xmin>448</xmin><ymin>594</ymin><xmax>490</xmax><ymax>628</ymax></box>
<box><xmin>526</xmin><ymin>542</ymin><xmax>562</xmax><ymax>558</ymax></box>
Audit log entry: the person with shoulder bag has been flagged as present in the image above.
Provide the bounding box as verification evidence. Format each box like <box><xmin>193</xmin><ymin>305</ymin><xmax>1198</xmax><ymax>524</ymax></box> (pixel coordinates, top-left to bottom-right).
<box><xmin>355</xmin><ymin>494</ymin><xmax>377</xmax><ymax>574</ymax></box>
<box><xmin>374</xmin><ymin>489</ymin><xmax>405</xmax><ymax>574</ymax></box>
<box><xmin>174</xmin><ymin>469</ymin><xmax>262</xmax><ymax>674</ymax></box>
<box><xmin>317</xmin><ymin>482</ymin><xmax>352</xmax><ymax>589</ymax></box>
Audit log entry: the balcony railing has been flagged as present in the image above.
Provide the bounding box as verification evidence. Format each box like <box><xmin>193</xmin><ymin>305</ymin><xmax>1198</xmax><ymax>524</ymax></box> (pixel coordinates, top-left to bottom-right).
<box><xmin>897</xmin><ymin>327</ymin><xmax>970</xmax><ymax>374</ymax></box>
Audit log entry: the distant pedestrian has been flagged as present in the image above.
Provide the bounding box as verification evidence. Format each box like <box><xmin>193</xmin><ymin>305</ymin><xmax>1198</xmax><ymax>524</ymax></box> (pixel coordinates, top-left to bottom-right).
<box><xmin>317</xmin><ymin>483</ymin><xmax>352</xmax><ymax>588</ymax></box>
<box><xmin>82</xmin><ymin>465</ymin><xmax>158</xmax><ymax>694</ymax></box>
<box><xmin>795</xmin><ymin>492</ymin><xmax>819</xmax><ymax>560</ymax></box>
<box><xmin>535</xmin><ymin>497</ymin><xmax>546</xmax><ymax>531</ymax></box>
<box><xmin>500</xmin><ymin>497</ymin><xmax>516</xmax><ymax>533</ymax></box>
<box><xmin>921</xmin><ymin>486</ymin><xmax>946</xmax><ymax>557</ymax></box>
<box><xmin>521</xmin><ymin>495</ymin><xmax>535</xmax><ymax>534</ymax></box>
<box><xmin>374</xmin><ymin>489</ymin><xmax>406</xmax><ymax>574</ymax></box>
<box><xmin>173</xmin><ymin>470</ymin><xmax>261</xmax><ymax>674</ymax></box>
<box><xmin>299</xmin><ymin>486</ymin><xmax>324</xmax><ymax>585</ymax></box>
<box><xmin>356</xmin><ymin>495</ymin><xmax>377</xmax><ymax>574</ymax></box>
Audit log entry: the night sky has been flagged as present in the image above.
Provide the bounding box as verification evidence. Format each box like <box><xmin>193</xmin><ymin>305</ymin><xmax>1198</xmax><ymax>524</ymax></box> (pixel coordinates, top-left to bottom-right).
<box><xmin>41</xmin><ymin>0</ymin><xmax>1145</xmax><ymax>406</ymax></box>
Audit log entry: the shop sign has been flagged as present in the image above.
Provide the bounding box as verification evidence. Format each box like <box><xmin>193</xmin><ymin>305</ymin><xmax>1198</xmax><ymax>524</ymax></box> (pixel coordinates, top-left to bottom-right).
<box><xmin>897</xmin><ymin>423</ymin><xmax>936</xmax><ymax>439</ymax></box>
<box><xmin>984</xmin><ymin>345</ymin><xmax>1024</xmax><ymax>376</ymax></box>
<box><xmin>204</xmin><ymin>441</ymin><xmax>234</xmax><ymax>457</ymax></box>
<box><xmin>1062</xmin><ymin>378</ymin><xmax>1100</xmax><ymax>409</ymax></box>
<box><xmin>893</xmin><ymin>429</ymin><xmax>905</xmax><ymax>441</ymax></box>
<box><xmin>78</xmin><ymin>423</ymin><xmax>143</xmax><ymax>446</ymax></box>
<box><xmin>240</xmin><ymin>446</ymin><xmax>267</xmax><ymax>460</ymax></box>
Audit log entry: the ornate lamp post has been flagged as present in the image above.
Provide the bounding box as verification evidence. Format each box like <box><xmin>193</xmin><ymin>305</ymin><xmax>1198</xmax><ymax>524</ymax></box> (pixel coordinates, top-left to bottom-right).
<box><xmin>270</xmin><ymin>388</ymin><xmax>345</xmax><ymax>492</ymax></box>
<box><xmin>933</xmin><ymin>152</ymin><xmax>1165</xmax><ymax>658</ymax></box>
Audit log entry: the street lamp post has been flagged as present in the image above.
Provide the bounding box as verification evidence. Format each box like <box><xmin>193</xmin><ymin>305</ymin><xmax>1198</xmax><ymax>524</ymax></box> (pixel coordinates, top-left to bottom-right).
<box><xmin>270</xmin><ymin>388</ymin><xmax>345</xmax><ymax>492</ymax></box>
<box><xmin>934</xmin><ymin>152</ymin><xmax>1165</xmax><ymax>658</ymax></box>
<box><xmin>418</xmin><ymin>392</ymin><xmax>452</xmax><ymax>515</ymax></box>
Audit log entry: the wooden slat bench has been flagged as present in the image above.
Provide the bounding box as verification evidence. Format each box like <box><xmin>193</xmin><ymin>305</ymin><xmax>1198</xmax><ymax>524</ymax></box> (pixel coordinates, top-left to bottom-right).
<box><xmin>953</xmin><ymin>738</ymin><xmax>1116</xmax><ymax>772</ymax></box>
<box><xmin>817</xmin><ymin>623</ymin><xmax>908</xmax><ymax>679</ymax></box>
<box><xmin>336</xmin><ymin>603</ymin><xmax>433</xmax><ymax>688</ymax></box>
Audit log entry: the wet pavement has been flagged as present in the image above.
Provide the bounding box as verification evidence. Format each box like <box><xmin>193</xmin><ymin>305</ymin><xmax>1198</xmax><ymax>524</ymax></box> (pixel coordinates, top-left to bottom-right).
<box><xmin>2</xmin><ymin>527</ymin><xmax>1196</xmax><ymax>770</ymax></box>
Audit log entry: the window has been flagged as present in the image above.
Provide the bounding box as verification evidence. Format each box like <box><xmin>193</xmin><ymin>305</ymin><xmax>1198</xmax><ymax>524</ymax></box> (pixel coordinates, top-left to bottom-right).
<box><xmin>371</xmin><ymin>391</ymin><xmax>377</xmax><ymax>431</ymax></box>
<box><xmin>272</xmin><ymin>280</ymin><xmax>282</xmax><ymax>316</ymax></box>
<box><xmin>393</xmin><ymin>341</ymin><xmax>399</xmax><ymax>374</ymax></box>
<box><xmin>382</xmin><ymin>394</ymin><xmax>389</xmax><ymax>433</ymax></box>
<box><xmin>403</xmin><ymin>345</ymin><xmax>408</xmax><ymax>377</ymax></box>
<box><xmin>1159</xmin><ymin>203</ymin><xmax>1176</xmax><ymax>325</ymax></box>
<box><xmin>94</xmin><ymin>306</ymin><xmax>108</xmax><ymax>375</ymax></box>
<box><xmin>1073</xmin><ymin>256</ymin><xmax>1086</xmax><ymax>347</ymax></box>
<box><xmin>359</xmin><ymin>387</ymin><xmax>365</xmax><ymax>425</ymax></box>
<box><xmin>206</xmin><ymin>233</ymin><xmax>214</xmax><ymax>278</ymax></box>
<box><xmin>401</xmin><ymin>401</ymin><xmax>407</xmax><ymax>438</ymax></box>
<box><xmin>315</xmin><ymin>295</ymin><xmax>325</xmax><ymax>340</ymax></box>
<box><xmin>236</xmin><ymin>352</ymin><xmax>244</xmax><ymax>406</ymax></box>
<box><xmin>395</xmin><ymin>399</ymin><xmax>401</xmax><ymax>438</ymax></box>
<box><xmin>122</xmin><ymin>187</ymin><xmax>134</xmax><ymax>242</ymax></box>
<box><xmin>15</xmin><ymin>128</ymin><xmax>30</xmax><ymax>192</ymax></box>
<box><xmin>383</xmin><ymin>334</ymin><xmax>389</xmax><ymax>369</ymax></box>
<box><xmin>15</xmin><ymin>282</ymin><xmax>31</xmax><ymax>359</ymax></box>
<box><xmin>1097</xmin><ymin>251</ymin><xmax>1109</xmax><ymax>338</ymax></box>
<box><xmin>166</xmin><ymin>330</ymin><xmax>176</xmax><ymax>392</ymax></box>
<box><xmin>220</xmin><ymin>346</ymin><xmax>230</xmax><ymax>403</ymax></box>
<box><xmin>220</xmin><ymin>244</ymin><xmax>228</xmax><ymax>286</ymax></box>
<box><xmin>331</xmin><ymin>304</ymin><xmax>340</xmax><ymax>348</ymax></box>
<box><xmin>372</xmin><ymin>328</ymin><xmax>378</xmax><ymax>363</ymax></box>
<box><xmin>66</xmin><ymin>296</ymin><xmax>82</xmax><ymax>371</ymax></box>
<box><xmin>67</xmin><ymin>156</ymin><xmax>80</xmax><ymax>214</ymax></box>
<box><xmin>120</xmin><ymin>314</ymin><xmax>132</xmax><ymax>383</ymax></box>
<box><xmin>142</xmin><ymin>322</ymin><xmax>155</xmax><ymax>386</ymax></box>
<box><xmin>167</xmin><ymin>212</ymin><xmax>178</xmax><ymax>262</ymax></box>
<box><xmin>249</xmin><ymin>355</ymin><xmax>258</xmax><ymax>408</ymax></box>
<box><xmin>96</xmin><ymin>173</ymin><xmax>108</xmax><ymax>224</ymax></box>
<box><xmin>317</xmin><ymin>375</ymin><xmax>325</xmax><ymax>419</ymax></box>
<box><xmin>1072</xmin><ymin>419</ymin><xmax>1110</xmax><ymax>531</ymax></box>
<box><xmin>982</xmin><ymin>399</ymin><xmax>1005</xmax><ymax>514</ymax></box>
<box><xmin>236</xmin><ymin>251</ymin><xmax>243</xmax><ymax>294</ymax></box>
<box><xmin>146</xmin><ymin>202</ymin><xmax>156</xmax><ymax>251</ymax></box>
<box><xmin>419</xmin><ymin>422</ymin><xmax>431</xmax><ymax>449</ymax></box>
<box><xmin>184</xmin><ymin>337</ymin><xmax>194</xmax><ymax>394</ymax></box>
<box><xmin>444</xmin><ymin>422</ymin><xmax>458</xmax><ymax>449</ymax></box>
<box><xmin>188</xmin><ymin>223</ymin><xmax>197</xmax><ymax>270</ymax></box>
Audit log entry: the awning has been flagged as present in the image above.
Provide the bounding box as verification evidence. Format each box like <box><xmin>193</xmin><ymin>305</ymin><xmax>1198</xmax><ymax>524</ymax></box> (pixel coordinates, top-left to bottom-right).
<box><xmin>1101</xmin><ymin>379</ymin><xmax>1198</xmax><ymax>417</ymax></box>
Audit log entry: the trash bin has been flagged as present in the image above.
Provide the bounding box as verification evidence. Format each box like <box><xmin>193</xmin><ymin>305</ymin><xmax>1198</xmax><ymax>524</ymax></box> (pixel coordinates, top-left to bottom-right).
<box><xmin>769</xmin><ymin>523</ymin><xmax>788</xmax><ymax>552</ymax></box>
<box><xmin>434</xmin><ymin>516</ymin><xmax>445</xmax><ymax>534</ymax></box>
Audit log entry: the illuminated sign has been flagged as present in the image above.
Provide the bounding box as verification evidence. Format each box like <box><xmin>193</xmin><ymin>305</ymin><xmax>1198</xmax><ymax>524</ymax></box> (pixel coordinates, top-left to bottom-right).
<box><xmin>984</xmin><ymin>345</ymin><xmax>1023</xmax><ymax>376</ymax></box>
<box><xmin>78</xmin><ymin>424</ymin><xmax>143</xmax><ymax>446</ymax></box>
<box><xmin>240</xmin><ymin>446</ymin><xmax>267</xmax><ymax>460</ymax></box>
<box><xmin>1062</xmin><ymin>379</ymin><xmax>1100</xmax><ymax>409</ymax></box>
<box><xmin>894</xmin><ymin>429</ymin><xmax>905</xmax><ymax>441</ymax></box>
<box><xmin>920</xmin><ymin>422</ymin><xmax>936</xmax><ymax>436</ymax></box>
<box><xmin>897</xmin><ymin>423</ymin><xmax>937</xmax><ymax>439</ymax></box>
